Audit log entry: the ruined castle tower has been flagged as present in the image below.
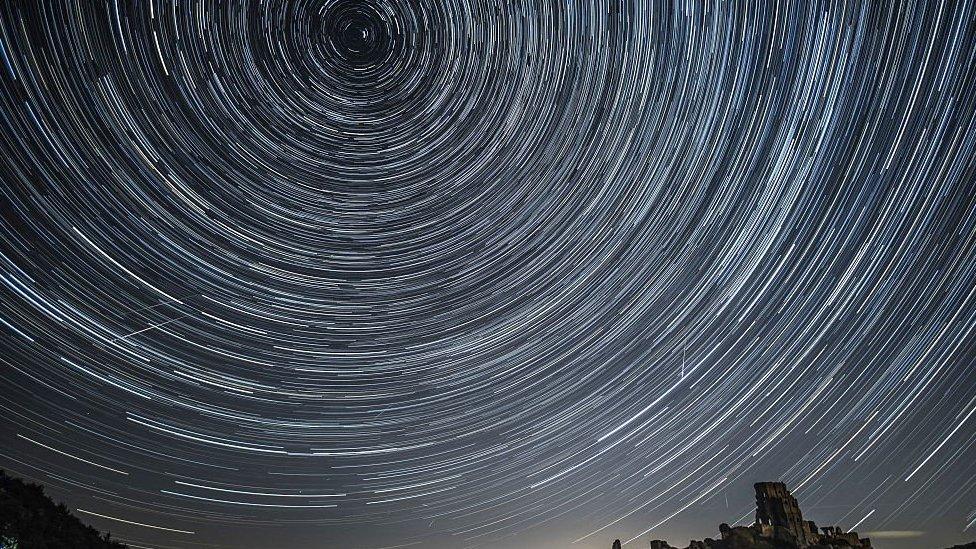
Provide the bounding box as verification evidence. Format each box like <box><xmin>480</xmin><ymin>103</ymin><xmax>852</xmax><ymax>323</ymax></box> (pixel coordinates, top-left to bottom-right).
<box><xmin>753</xmin><ymin>482</ymin><xmax>814</xmax><ymax>545</ymax></box>
<box><xmin>616</xmin><ymin>481</ymin><xmax>872</xmax><ymax>548</ymax></box>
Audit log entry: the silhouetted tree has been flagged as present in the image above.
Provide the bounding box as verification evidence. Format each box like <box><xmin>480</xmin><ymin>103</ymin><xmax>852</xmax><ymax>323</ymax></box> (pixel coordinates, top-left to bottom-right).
<box><xmin>0</xmin><ymin>470</ymin><xmax>126</xmax><ymax>548</ymax></box>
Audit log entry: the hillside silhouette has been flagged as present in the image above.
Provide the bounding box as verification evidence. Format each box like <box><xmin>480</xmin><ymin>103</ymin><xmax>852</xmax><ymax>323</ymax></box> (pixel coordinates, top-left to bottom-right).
<box><xmin>0</xmin><ymin>470</ymin><xmax>126</xmax><ymax>548</ymax></box>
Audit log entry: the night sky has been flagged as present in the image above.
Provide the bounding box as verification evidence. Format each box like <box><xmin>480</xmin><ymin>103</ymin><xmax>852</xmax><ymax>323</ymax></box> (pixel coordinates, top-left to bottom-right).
<box><xmin>1</xmin><ymin>1</ymin><xmax>976</xmax><ymax>548</ymax></box>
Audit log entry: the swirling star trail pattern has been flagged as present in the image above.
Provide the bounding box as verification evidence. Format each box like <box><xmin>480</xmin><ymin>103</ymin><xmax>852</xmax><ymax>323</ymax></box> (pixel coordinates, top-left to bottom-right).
<box><xmin>1</xmin><ymin>1</ymin><xmax>975</xmax><ymax>548</ymax></box>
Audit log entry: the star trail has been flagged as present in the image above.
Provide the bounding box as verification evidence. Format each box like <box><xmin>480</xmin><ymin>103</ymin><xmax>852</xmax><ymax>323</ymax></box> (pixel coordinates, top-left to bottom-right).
<box><xmin>1</xmin><ymin>1</ymin><xmax>976</xmax><ymax>548</ymax></box>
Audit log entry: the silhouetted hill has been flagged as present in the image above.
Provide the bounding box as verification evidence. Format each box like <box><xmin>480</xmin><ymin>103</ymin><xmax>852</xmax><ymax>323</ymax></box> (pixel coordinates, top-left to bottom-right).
<box><xmin>0</xmin><ymin>470</ymin><xmax>126</xmax><ymax>548</ymax></box>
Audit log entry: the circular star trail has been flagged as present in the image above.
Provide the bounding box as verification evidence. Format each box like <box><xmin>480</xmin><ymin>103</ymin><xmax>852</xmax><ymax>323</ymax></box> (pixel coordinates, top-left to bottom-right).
<box><xmin>1</xmin><ymin>1</ymin><xmax>976</xmax><ymax>548</ymax></box>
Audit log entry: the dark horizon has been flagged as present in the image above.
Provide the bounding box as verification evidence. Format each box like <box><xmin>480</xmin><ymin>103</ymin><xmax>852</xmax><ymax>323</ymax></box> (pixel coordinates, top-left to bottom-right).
<box><xmin>2</xmin><ymin>1</ymin><xmax>976</xmax><ymax>548</ymax></box>
<box><xmin>0</xmin><ymin>469</ymin><xmax>972</xmax><ymax>548</ymax></box>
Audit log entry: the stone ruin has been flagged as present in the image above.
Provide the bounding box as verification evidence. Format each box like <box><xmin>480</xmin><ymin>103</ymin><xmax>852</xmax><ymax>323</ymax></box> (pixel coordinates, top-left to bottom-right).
<box><xmin>613</xmin><ymin>481</ymin><xmax>873</xmax><ymax>549</ymax></box>
<box><xmin>749</xmin><ymin>482</ymin><xmax>871</xmax><ymax>548</ymax></box>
